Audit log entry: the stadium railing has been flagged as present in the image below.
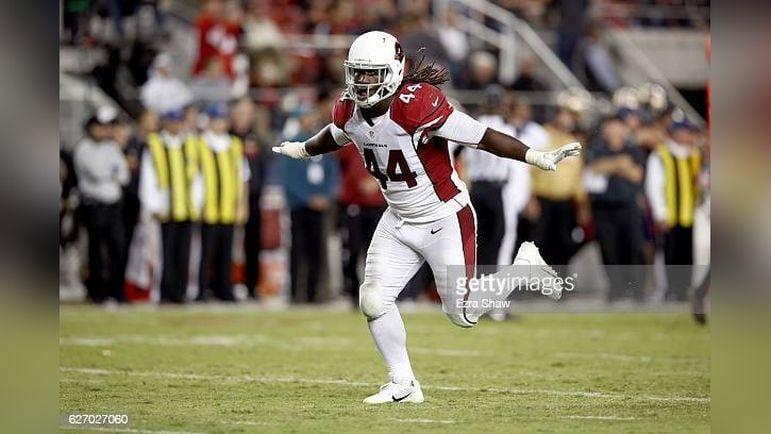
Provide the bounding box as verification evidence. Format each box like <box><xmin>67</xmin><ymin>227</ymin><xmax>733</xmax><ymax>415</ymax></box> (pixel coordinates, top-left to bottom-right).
<box><xmin>432</xmin><ymin>0</ymin><xmax>585</xmax><ymax>90</ymax></box>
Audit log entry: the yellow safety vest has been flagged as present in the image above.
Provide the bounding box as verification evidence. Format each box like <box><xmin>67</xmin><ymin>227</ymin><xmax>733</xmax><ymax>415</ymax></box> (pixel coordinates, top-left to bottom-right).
<box><xmin>147</xmin><ymin>132</ymin><xmax>200</xmax><ymax>222</ymax></box>
<box><xmin>655</xmin><ymin>144</ymin><xmax>701</xmax><ymax>228</ymax></box>
<box><xmin>199</xmin><ymin>136</ymin><xmax>243</xmax><ymax>225</ymax></box>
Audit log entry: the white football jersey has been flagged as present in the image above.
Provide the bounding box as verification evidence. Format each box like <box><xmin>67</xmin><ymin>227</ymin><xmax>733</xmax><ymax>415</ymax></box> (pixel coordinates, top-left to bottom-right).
<box><xmin>332</xmin><ymin>83</ymin><xmax>469</xmax><ymax>223</ymax></box>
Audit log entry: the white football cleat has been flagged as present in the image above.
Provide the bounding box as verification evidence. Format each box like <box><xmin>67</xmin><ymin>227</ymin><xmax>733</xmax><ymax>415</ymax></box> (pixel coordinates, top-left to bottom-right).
<box><xmin>513</xmin><ymin>241</ymin><xmax>562</xmax><ymax>300</ymax></box>
<box><xmin>362</xmin><ymin>379</ymin><xmax>424</xmax><ymax>404</ymax></box>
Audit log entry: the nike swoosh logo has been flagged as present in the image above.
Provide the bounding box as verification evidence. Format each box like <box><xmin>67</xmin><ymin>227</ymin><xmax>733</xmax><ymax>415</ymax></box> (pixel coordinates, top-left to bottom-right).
<box><xmin>392</xmin><ymin>391</ymin><xmax>412</xmax><ymax>402</ymax></box>
<box><xmin>431</xmin><ymin>96</ymin><xmax>439</xmax><ymax>107</ymax></box>
<box><xmin>430</xmin><ymin>228</ymin><xmax>443</xmax><ymax>234</ymax></box>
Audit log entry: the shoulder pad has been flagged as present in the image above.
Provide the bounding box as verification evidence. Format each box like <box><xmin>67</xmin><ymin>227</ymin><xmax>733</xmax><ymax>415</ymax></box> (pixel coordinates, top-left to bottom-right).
<box><xmin>390</xmin><ymin>83</ymin><xmax>453</xmax><ymax>134</ymax></box>
<box><xmin>332</xmin><ymin>93</ymin><xmax>356</xmax><ymax>130</ymax></box>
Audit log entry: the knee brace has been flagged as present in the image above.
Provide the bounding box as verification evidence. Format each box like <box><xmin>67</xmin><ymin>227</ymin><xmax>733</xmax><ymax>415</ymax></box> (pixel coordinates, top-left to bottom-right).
<box><xmin>359</xmin><ymin>284</ymin><xmax>388</xmax><ymax>320</ymax></box>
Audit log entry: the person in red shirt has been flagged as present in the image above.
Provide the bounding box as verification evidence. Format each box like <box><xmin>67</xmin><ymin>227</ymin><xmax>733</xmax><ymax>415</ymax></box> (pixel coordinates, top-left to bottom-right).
<box><xmin>336</xmin><ymin>144</ymin><xmax>387</xmax><ymax>309</ymax></box>
<box><xmin>192</xmin><ymin>0</ymin><xmax>242</xmax><ymax>80</ymax></box>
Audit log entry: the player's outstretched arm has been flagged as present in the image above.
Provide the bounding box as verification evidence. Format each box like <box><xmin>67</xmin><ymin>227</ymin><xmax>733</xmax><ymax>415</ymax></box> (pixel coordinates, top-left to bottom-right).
<box><xmin>272</xmin><ymin>124</ymin><xmax>344</xmax><ymax>159</ymax></box>
<box><xmin>433</xmin><ymin>110</ymin><xmax>580</xmax><ymax>171</ymax></box>
<box><xmin>477</xmin><ymin>128</ymin><xmax>582</xmax><ymax>171</ymax></box>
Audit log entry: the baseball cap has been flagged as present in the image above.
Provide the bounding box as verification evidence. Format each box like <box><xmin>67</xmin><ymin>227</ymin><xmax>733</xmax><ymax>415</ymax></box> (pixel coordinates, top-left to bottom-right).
<box><xmin>97</xmin><ymin>106</ymin><xmax>119</xmax><ymax>124</ymax></box>
<box><xmin>616</xmin><ymin>106</ymin><xmax>640</xmax><ymax>121</ymax></box>
<box><xmin>668</xmin><ymin>118</ymin><xmax>699</xmax><ymax>133</ymax></box>
<box><xmin>667</xmin><ymin>108</ymin><xmax>700</xmax><ymax>133</ymax></box>
<box><xmin>160</xmin><ymin>107</ymin><xmax>186</xmax><ymax>122</ymax></box>
<box><xmin>85</xmin><ymin>106</ymin><xmax>119</xmax><ymax>131</ymax></box>
<box><xmin>203</xmin><ymin>103</ymin><xmax>229</xmax><ymax>119</ymax></box>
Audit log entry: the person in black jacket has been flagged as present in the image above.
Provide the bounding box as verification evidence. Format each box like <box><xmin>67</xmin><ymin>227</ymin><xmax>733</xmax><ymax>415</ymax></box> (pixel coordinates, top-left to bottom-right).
<box><xmin>230</xmin><ymin>97</ymin><xmax>269</xmax><ymax>299</ymax></box>
<box><xmin>584</xmin><ymin>115</ymin><xmax>646</xmax><ymax>302</ymax></box>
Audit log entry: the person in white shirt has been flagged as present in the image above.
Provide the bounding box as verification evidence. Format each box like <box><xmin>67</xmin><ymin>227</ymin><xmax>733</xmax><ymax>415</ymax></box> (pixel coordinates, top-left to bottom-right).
<box><xmin>74</xmin><ymin>106</ymin><xmax>129</xmax><ymax>303</ymax></box>
<box><xmin>461</xmin><ymin>90</ymin><xmax>547</xmax><ymax>321</ymax></box>
<box><xmin>436</xmin><ymin>8</ymin><xmax>469</xmax><ymax>86</ymax></box>
<box><xmin>501</xmin><ymin>97</ymin><xmax>548</xmax><ymax>265</ymax></box>
<box><xmin>140</xmin><ymin>53</ymin><xmax>194</xmax><ymax>115</ymax></box>
<box><xmin>190</xmin><ymin>57</ymin><xmax>235</xmax><ymax>107</ymax></box>
<box><xmin>645</xmin><ymin>118</ymin><xmax>703</xmax><ymax>301</ymax></box>
<box><xmin>460</xmin><ymin>86</ymin><xmax>514</xmax><ymax>272</ymax></box>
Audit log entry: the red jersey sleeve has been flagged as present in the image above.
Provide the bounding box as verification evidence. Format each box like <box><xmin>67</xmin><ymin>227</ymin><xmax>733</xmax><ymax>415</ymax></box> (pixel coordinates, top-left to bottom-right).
<box><xmin>389</xmin><ymin>83</ymin><xmax>454</xmax><ymax>135</ymax></box>
<box><xmin>331</xmin><ymin>94</ymin><xmax>356</xmax><ymax>131</ymax></box>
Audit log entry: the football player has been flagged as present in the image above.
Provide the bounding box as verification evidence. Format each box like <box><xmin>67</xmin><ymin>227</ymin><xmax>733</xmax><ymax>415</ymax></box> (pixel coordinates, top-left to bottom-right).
<box><xmin>273</xmin><ymin>31</ymin><xmax>581</xmax><ymax>404</ymax></box>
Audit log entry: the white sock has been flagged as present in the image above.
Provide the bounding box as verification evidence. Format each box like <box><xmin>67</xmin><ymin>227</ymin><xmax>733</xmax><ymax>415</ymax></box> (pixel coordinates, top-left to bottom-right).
<box><xmin>367</xmin><ymin>305</ymin><xmax>415</xmax><ymax>383</ymax></box>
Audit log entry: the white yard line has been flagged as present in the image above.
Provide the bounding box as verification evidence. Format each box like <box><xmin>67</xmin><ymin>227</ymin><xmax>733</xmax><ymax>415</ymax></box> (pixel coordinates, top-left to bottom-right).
<box><xmin>556</xmin><ymin>351</ymin><xmax>653</xmax><ymax>363</ymax></box>
<box><xmin>395</xmin><ymin>418</ymin><xmax>456</xmax><ymax>424</ymax></box>
<box><xmin>60</xmin><ymin>377</ymin><xmax>104</xmax><ymax>383</ymax></box>
<box><xmin>224</xmin><ymin>421</ymin><xmax>278</xmax><ymax>426</ymax></box>
<box><xmin>60</xmin><ymin>367</ymin><xmax>710</xmax><ymax>404</ymax></box>
<box><xmin>554</xmin><ymin>351</ymin><xmax>708</xmax><ymax>364</ymax></box>
<box><xmin>62</xmin><ymin>335</ymin><xmax>710</xmax><ymax>366</ymax></box>
<box><xmin>61</xmin><ymin>367</ymin><xmax>374</xmax><ymax>387</ymax></box>
<box><xmin>61</xmin><ymin>335</ymin><xmax>484</xmax><ymax>357</ymax></box>
<box><xmin>60</xmin><ymin>335</ymin><xmax>270</xmax><ymax>347</ymax></box>
<box><xmin>59</xmin><ymin>334</ymin><xmax>350</xmax><ymax>351</ymax></box>
<box><xmin>425</xmin><ymin>383</ymin><xmax>709</xmax><ymax>403</ymax></box>
<box><xmin>560</xmin><ymin>415</ymin><xmax>639</xmax><ymax>421</ymax></box>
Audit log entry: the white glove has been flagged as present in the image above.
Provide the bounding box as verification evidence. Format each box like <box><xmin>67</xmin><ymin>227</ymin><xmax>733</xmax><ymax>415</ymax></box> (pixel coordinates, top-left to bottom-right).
<box><xmin>272</xmin><ymin>141</ymin><xmax>310</xmax><ymax>159</ymax></box>
<box><xmin>525</xmin><ymin>142</ymin><xmax>582</xmax><ymax>171</ymax></box>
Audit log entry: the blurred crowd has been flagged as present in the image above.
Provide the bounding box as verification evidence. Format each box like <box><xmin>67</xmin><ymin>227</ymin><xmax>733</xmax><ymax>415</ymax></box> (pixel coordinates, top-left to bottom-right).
<box><xmin>61</xmin><ymin>0</ymin><xmax>709</xmax><ymax>116</ymax></box>
<box><xmin>60</xmin><ymin>82</ymin><xmax>709</xmax><ymax>306</ymax></box>
<box><xmin>60</xmin><ymin>0</ymin><xmax>710</xmax><ymax>306</ymax></box>
<box><xmin>459</xmin><ymin>83</ymin><xmax>708</xmax><ymax>304</ymax></box>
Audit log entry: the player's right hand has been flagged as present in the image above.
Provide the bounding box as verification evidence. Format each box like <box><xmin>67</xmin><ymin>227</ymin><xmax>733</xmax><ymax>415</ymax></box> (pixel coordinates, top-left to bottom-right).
<box><xmin>272</xmin><ymin>141</ymin><xmax>310</xmax><ymax>159</ymax></box>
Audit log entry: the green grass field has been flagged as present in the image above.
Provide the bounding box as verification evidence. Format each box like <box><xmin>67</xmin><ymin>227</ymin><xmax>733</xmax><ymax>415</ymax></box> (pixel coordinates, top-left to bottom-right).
<box><xmin>60</xmin><ymin>305</ymin><xmax>710</xmax><ymax>433</ymax></box>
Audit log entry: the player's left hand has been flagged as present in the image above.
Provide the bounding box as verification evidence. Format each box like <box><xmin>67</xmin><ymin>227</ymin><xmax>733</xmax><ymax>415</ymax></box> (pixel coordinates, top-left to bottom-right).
<box><xmin>525</xmin><ymin>142</ymin><xmax>582</xmax><ymax>171</ymax></box>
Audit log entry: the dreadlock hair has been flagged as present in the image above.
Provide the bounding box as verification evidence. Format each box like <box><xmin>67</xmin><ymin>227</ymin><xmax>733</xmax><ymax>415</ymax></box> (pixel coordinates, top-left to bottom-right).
<box><xmin>401</xmin><ymin>49</ymin><xmax>450</xmax><ymax>86</ymax></box>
